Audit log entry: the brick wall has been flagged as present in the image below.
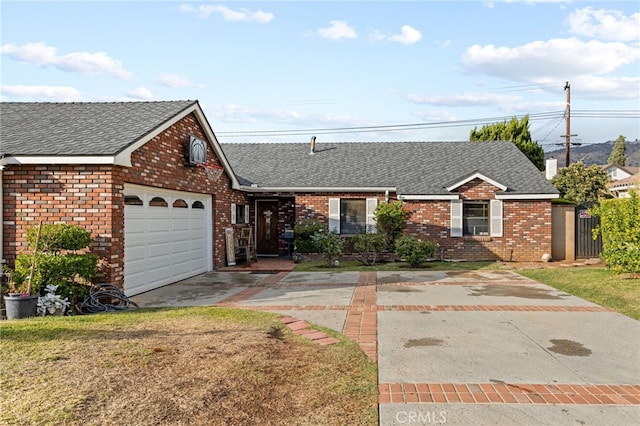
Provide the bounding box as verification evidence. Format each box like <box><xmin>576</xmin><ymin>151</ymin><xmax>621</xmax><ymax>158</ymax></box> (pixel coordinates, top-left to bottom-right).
<box><xmin>404</xmin><ymin>179</ymin><xmax>553</xmax><ymax>262</ymax></box>
<box><xmin>2</xmin><ymin>112</ymin><xmax>247</xmax><ymax>289</ymax></box>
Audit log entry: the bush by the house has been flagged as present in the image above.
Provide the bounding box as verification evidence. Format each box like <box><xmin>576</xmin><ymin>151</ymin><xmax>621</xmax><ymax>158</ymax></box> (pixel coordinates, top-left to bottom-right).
<box><xmin>395</xmin><ymin>235</ymin><xmax>438</xmax><ymax>268</ymax></box>
<box><xmin>294</xmin><ymin>219</ymin><xmax>325</xmax><ymax>254</ymax></box>
<box><xmin>352</xmin><ymin>233</ymin><xmax>386</xmax><ymax>266</ymax></box>
<box><xmin>15</xmin><ymin>223</ymin><xmax>99</xmax><ymax>309</ymax></box>
<box><xmin>374</xmin><ymin>201</ymin><xmax>410</xmax><ymax>250</ymax></box>
<box><xmin>311</xmin><ymin>229</ymin><xmax>344</xmax><ymax>268</ymax></box>
<box><xmin>594</xmin><ymin>191</ymin><xmax>640</xmax><ymax>275</ymax></box>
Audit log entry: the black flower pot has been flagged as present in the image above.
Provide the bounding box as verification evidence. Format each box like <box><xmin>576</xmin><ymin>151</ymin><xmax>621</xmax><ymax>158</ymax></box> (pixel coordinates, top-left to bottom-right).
<box><xmin>4</xmin><ymin>295</ymin><xmax>38</xmax><ymax>319</ymax></box>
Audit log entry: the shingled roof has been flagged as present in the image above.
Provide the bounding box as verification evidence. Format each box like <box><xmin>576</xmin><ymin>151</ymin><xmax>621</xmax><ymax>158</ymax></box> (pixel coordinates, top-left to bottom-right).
<box><xmin>0</xmin><ymin>101</ymin><xmax>197</xmax><ymax>156</ymax></box>
<box><xmin>221</xmin><ymin>141</ymin><xmax>559</xmax><ymax>197</ymax></box>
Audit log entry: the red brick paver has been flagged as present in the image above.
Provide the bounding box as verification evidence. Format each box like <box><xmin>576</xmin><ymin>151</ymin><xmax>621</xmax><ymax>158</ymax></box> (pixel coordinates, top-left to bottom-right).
<box><xmin>378</xmin><ymin>383</ymin><xmax>640</xmax><ymax>405</ymax></box>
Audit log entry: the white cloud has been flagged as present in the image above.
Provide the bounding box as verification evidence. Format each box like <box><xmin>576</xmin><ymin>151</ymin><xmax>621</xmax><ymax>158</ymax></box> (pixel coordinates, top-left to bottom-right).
<box><xmin>157</xmin><ymin>73</ymin><xmax>204</xmax><ymax>88</ymax></box>
<box><xmin>371</xmin><ymin>25</ymin><xmax>422</xmax><ymax>45</ymax></box>
<box><xmin>318</xmin><ymin>21</ymin><xmax>357</xmax><ymax>40</ymax></box>
<box><xmin>0</xmin><ymin>85</ymin><xmax>83</xmax><ymax>101</ymax></box>
<box><xmin>0</xmin><ymin>42</ymin><xmax>132</xmax><ymax>79</ymax></box>
<box><xmin>461</xmin><ymin>38</ymin><xmax>640</xmax><ymax>80</ymax></box>
<box><xmin>388</xmin><ymin>25</ymin><xmax>423</xmax><ymax>45</ymax></box>
<box><xmin>413</xmin><ymin>110</ymin><xmax>458</xmax><ymax>123</ymax></box>
<box><xmin>180</xmin><ymin>4</ymin><xmax>273</xmax><ymax>22</ymax></box>
<box><xmin>126</xmin><ymin>86</ymin><xmax>153</xmax><ymax>100</ymax></box>
<box><xmin>567</xmin><ymin>7</ymin><xmax>640</xmax><ymax>42</ymax></box>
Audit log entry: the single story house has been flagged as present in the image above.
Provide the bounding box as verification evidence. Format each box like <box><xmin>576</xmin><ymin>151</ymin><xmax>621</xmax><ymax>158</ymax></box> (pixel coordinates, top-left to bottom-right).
<box><xmin>1</xmin><ymin>101</ymin><xmax>559</xmax><ymax>295</ymax></box>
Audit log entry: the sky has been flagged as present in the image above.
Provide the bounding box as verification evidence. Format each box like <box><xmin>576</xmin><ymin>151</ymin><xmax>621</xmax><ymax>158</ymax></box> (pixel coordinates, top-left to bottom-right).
<box><xmin>1</xmin><ymin>0</ymin><xmax>639</xmax><ymax>150</ymax></box>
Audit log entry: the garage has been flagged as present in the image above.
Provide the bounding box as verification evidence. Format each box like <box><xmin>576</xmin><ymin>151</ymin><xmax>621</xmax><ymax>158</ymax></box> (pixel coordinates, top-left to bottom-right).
<box><xmin>124</xmin><ymin>184</ymin><xmax>213</xmax><ymax>296</ymax></box>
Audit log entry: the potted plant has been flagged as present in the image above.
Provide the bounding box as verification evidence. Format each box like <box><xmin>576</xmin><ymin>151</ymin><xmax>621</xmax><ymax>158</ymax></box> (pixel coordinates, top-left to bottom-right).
<box><xmin>3</xmin><ymin>268</ymin><xmax>38</xmax><ymax>319</ymax></box>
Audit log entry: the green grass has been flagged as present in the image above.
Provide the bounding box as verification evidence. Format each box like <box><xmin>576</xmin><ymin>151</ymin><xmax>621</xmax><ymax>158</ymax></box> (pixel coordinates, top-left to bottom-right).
<box><xmin>516</xmin><ymin>267</ymin><xmax>640</xmax><ymax>320</ymax></box>
<box><xmin>293</xmin><ymin>259</ymin><xmax>498</xmax><ymax>272</ymax></box>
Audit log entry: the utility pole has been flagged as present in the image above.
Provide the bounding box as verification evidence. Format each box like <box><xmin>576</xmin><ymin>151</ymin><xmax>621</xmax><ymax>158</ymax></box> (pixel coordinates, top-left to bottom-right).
<box><xmin>561</xmin><ymin>81</ymin><xmax>577</xmax><ymax>167</ymax></box>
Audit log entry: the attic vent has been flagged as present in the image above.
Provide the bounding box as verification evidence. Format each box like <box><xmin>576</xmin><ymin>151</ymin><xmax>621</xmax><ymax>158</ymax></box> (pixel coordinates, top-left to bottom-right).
<box><xmin>310</xmin><ymin>136</ymin><xmax>317</xmax><ymax>155</ymax></box>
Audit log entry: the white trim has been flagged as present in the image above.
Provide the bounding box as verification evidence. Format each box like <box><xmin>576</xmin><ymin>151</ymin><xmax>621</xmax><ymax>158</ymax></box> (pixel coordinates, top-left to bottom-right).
<box><xmin>239</xmin><ymin>186</ymin><xmax>396</xmax><ymax>193</ymax></box>
<box><xmin>1</xmin><ymin>156</ymin><xmax>123</xmax><ymax>165</ymax></box>
<box><xmin>231</xmin><ymin>203</ymin><xmax>237</xmax><ymax>224</ymax></box>
<box><xmin>399</xmin><ymin>194</ymin><xmax>460</xmax><ymax>200</ymax></box>
<box><xmin>494</xmin><ymin>193</ymin><xmax>559</xmax><ymax>200</ymax></box>
<box><xmin>445</xmin><ymin>172</ymin><xmax>508</xmax><ymax>192</ymax></box>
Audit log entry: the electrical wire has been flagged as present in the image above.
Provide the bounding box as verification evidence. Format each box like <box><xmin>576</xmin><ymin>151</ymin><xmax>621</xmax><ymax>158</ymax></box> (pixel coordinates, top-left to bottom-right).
<box><xmin>216</xmin><ymin>110</ymin><xmax>638</xmax><ymax>138</ymax></box>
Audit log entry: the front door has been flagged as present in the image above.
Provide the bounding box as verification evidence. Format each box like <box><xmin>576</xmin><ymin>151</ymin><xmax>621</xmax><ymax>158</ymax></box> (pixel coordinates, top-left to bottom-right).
<box><xmin>256</xmin><ymin>200</ymin><xmax>279</xmax><ymax>255</ymax></box>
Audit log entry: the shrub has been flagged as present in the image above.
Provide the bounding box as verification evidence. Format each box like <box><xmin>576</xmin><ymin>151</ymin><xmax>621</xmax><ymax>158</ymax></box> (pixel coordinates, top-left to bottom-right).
<box><xmin>375</xmin><ymin>201</ymin><xmax>410</xmax><ymax>249</ymax></box>
<box><xmin>294</xmin><ymin>219</ymin><xmax>325</xmax><ymax>254</ymax></box>
<box><xmin>351</xmin><ymin>233</ymin><xmax>386</xmax><ymax>266</ymax></box>
<box><xmin>311</xmin><ymin>230</ymin><xmax>344</xmax><ymax>268</ymax></box>
<box><xmin>15</xmin><ymin>223</ymin><xmax>99</xmax><ymax>306</ymax></box>
<box><xmin>395</xmin><ymin>235</ymin><xmax>438</xmax><ymax>268</ymax></box>
<box><xmin>593</xmin><ymin>191</ymin><xmax>640</xmax><ymax>275</ymax></box>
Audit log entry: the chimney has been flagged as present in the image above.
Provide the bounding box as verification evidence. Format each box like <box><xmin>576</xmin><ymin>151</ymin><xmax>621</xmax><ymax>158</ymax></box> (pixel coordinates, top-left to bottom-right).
<box><xmin>309</xmin><ymin>136</ymin><xmax>316</xmax><ymax>155</ymax></box>
<box><xmin>546</xmin><ymin>158</ymin><xmax>558</xmax><ymax>180</ymax></box>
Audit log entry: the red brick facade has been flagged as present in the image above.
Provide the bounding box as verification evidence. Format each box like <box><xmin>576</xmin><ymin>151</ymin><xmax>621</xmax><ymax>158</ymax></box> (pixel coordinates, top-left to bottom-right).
<box><xmin>2</xmin><ymin>113</ymin><xmax>247</xmax><ymax>288</ymax></box>
<box><xmin>292</xmin><ymin>181</ymin><xmax>552</xmax><ymax>262</ymax></box>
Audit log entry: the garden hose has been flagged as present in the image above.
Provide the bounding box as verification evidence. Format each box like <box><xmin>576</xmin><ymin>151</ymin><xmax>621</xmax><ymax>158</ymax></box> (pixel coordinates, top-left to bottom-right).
<box><xmin>80</xmin><ymin>283</ymin><xmax>139</xmax><ymax>313</ymax></box>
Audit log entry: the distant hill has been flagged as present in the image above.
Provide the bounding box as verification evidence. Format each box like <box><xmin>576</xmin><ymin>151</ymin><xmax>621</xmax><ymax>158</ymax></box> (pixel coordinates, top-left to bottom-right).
<box><xmin>545</xmin><ymin>140</ymin><xmax>640</xmax><ymax>167</ymax></box>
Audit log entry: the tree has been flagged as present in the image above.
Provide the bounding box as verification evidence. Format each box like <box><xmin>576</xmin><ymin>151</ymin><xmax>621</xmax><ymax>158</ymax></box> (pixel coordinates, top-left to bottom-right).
<box><xmin>551</xmin><ymin>161</ymin><xmax>611</xmax><ymax>204</ymax></box>
<box><xmin>469</xmin><ymin>115</ymin><xmax>545</xmax><ymax>171</ymax></box>
<box><xmin>608</xmin><ymin>135</ymin><xmax>627</xmax><ymax>166</ymax></box>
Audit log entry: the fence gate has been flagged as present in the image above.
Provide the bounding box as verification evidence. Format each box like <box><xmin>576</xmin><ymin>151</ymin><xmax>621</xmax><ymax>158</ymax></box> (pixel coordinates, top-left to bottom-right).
<box><xmin>575</xmin><ymin>203</ymin><xmax>603</xmax><ymax>259</ymax></box>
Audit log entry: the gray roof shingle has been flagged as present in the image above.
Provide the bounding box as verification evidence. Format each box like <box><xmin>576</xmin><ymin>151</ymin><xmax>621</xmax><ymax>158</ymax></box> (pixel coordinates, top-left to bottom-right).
<box><xmin>0</xmin><ymin>101</ymin><xmax>197</xmax><ymax>156</ymax></box>
<box><xmin>221</xmin><ymin>141</ymin><xmax>559</xmax><ymax>196</ymax></box>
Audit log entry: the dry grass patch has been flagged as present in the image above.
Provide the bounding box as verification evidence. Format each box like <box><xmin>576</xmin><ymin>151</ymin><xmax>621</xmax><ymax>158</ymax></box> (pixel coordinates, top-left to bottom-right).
<box><xmin>1</xmin><ymin>307</ymin><xmax>377</xmax><ymax>425</ymax></box>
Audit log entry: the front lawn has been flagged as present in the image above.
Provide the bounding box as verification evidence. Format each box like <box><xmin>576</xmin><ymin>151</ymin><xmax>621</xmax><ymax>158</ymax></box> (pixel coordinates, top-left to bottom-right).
<box><xmin>0</xmin><ymin>307</ymin><xmax>378</xmax><ymax>426</ymax></box>
<box><xmin>517</xmin><ymin>267</ymin><xmax>640</xmax><ymax>321</ymax></box>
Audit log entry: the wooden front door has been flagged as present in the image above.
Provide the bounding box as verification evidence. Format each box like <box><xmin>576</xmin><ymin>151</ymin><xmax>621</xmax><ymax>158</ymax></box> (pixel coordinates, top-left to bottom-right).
<box><xmin>256</xmin><ymin>200</ymin><xmax>279</xmax><ymax>255</ymax></box>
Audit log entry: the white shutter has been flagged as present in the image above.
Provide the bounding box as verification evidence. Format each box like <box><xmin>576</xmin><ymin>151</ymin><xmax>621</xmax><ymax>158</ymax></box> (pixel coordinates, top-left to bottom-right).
<box><xmin>231</xmin><ymin>203</ymin><xmax>237</xmax><ymax>224</ymax></box>
<box><xmin>366</xmin><ymin>198</ymin><xmax>378</xmax><ymax>233</ymax></box>
<box><xmin>490</xmin><ymin>200</ymin><xmax>503</xmax><ymax>237</ymax></box>
<box><xmin>244</xmin><ymin>205</ymin><xmax>250</xmax><ymax>224</ymax></box>
<box><xmin>328</xmin><ymin>198</ymin><xmax>340</xmax><ymax>233</ymax></box>
<box><xmin>450</xmin><ymin>200</ymin><xmax>463</xmax><ymax>237</ymax></box>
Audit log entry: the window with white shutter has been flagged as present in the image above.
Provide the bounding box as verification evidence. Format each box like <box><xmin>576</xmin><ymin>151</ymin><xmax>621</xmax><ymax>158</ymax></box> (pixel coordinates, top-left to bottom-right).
<box><xmin>366</xmin><ymin>198</ymin><xmax>378</xmax><ymax>233</ymax></box>
<box><xmin>328</xmin><ymin>198</ymin><xmax>340</xmax><ymax>232</ymax></box>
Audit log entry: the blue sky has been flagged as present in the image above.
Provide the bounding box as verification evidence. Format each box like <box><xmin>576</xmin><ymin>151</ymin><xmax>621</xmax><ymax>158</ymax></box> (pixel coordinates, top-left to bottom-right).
<box><xmin>1</xmin><ymin>1</ymin><xmax>639</xmax><ymax>149</ymax></box>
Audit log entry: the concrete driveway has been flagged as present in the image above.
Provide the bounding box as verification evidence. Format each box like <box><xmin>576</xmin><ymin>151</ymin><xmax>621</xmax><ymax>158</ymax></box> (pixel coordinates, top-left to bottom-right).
<box><xmin>131</xmin><ymin>269</ymin><xmax>640</xmax><ymax>426</ymax></box>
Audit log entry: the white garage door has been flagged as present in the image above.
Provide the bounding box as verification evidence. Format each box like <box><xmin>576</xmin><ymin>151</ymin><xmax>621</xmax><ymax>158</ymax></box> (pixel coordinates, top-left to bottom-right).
<box><xmin>124</xmin><ymin>184</ymin><xmax>213</xmax><ymax>296</ymax></box>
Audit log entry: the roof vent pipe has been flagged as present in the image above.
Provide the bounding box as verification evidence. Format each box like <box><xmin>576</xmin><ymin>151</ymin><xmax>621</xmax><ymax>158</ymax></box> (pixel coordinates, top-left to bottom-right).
<box><xmin>310</xmin><ymin>136</ymin><xmax>316</xmax><ymax>155</ymax></box>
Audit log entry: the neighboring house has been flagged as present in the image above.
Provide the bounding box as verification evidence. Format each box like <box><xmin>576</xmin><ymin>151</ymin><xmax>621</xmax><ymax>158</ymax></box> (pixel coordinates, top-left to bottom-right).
<box><xmin>221</xmin><ymin>140</ymin><xmax>560</xmax><ymax>263</ymax></box>
<box><xmin>601</xmin><ymin>164</ymin><xmax>639</xmax><ymax>181</ymax></box>
<box><xmin>609</xmin><ymin>173</ymin><xmax>638</xmax><ymax>198</ymax></box>
<box><xmin>1</xmin><ymin>101</ymin><xmax>247</xmax><ymax>295</ymax></box>
<box><xmin>1</xmin><ymin>101</ymin><xmax>559</xmax><ymax>295</ymax></box>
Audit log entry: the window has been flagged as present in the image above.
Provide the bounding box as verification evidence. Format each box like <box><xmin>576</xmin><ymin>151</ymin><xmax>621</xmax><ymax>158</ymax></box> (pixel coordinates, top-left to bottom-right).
<box><xmin>463</xmin><ymin>202</ymin><xmax>489</xmax><ymax>236</ymax></box>
<box><xmin>149</xmin><ymin>197</ymin><xmax>168</xmax><ymax>207</ymax></box>
<box><xmin>192</xmin><ymin>201</ymin><xmax>205</xmax><ymax>209</ymax></box>
<box><xmin>328</xmin><ymin>197</ymin><xmax>378</xmax><ymax>234</ymax></box>
<box><xmin>173</xmin><ymin>199</ymin><xmax>188</xmax><ymax>208</ymax></box>
<box><xmin>450</xmin><ymin>199</ymin><xmax>502</xmax><ymax>238</ymax></box>
<box><xmin>231</xmin><ymin>203</ymin><xmax>250</xmax><ymax>224</ymax></box>
<box><xmin>124</xmin><ymin>195</ymin><xmax>143</xmax><ymax>206</ymax></box>
<box><xmin>340</xmin><ymin>199</ymin><xmax>366</xmax><ymax>234</ymax></box>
